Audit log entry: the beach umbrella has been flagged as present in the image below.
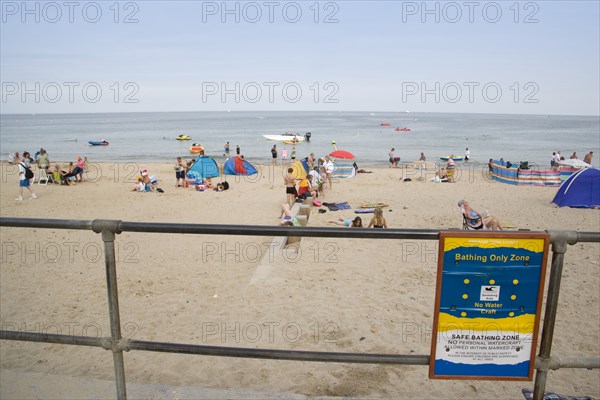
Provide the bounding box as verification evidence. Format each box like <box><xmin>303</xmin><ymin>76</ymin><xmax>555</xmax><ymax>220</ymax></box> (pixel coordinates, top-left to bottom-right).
<box><xmin>558</xmin><ymin>159</ymin><xmax>591</xmax><ymax>168</ymax></box>
<box><xmin>329</xmin><ymin>150</ymin><xmax>355</xmax><ymax>159</ymax></box>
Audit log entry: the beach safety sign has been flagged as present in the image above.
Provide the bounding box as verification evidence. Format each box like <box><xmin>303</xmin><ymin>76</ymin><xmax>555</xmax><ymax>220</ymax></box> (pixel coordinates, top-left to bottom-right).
<box><xmin>429</xmin><ymin>232</ymin><xmax>549</xmax><ymax>380</ymax></box>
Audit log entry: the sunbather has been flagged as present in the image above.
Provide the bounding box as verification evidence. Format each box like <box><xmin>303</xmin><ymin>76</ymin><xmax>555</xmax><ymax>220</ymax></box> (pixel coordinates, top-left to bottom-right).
<box><xmin>367</xmin><ymin>208</ymin><xmax>388</xmax><ymax>228</ymax></box>
<box><xmin>328</xmin><ymin>216</ymin><xmax>363</xmax><ymax>227</ymax></box>
<box><xmin>458</xmin><ymin>200</ymin><xmax>503</xmax><ymax>230</ymax></box>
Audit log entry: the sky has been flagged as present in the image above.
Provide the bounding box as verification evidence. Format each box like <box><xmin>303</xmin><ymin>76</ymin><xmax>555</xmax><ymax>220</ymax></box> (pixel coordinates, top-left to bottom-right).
<box><xmin>1</xmin><ymin>0</ymin><xmax>599</xmax><ymax>115</ymax></box>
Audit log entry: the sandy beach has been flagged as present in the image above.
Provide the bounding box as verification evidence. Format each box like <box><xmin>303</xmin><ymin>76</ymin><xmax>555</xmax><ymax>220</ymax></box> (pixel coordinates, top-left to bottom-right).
<box><xmin>1</xmin><ymin>160</ymin><xmax>599</xmax><ymax>399</ymax></box>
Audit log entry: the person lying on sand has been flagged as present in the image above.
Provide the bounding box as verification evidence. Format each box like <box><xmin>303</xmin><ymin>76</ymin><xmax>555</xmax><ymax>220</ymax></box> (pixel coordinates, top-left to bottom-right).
<box><xmin>328</xmin><ymin>216</ymin><xmax>363</xmax><ymax>227</ymax></box>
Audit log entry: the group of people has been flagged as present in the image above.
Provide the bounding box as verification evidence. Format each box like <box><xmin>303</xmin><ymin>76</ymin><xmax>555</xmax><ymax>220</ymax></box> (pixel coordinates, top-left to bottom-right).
<box><xmin>12</xmin><ymin>149</ymin><xmax>89</xmax><ymax>200</ymax></box>
<box><xmin>551</xmin><ymin>150</ymin><xmax>594</xmax><ymax>168</ymax></box>
<box><xmin>223</xmin><ymin>142</ymin><xmax>240</xmax><ymax>156</ymax></box>
<box><xmin>283</xmin><ymin>154</ymin><xmax>335</xmax><ymax>206</ymax></box>
<box><xmin>271</xmin><ymin>144</ymin><xmax>298</xmax><ymax>165</ymax></box>
<box><xmin>328</xmin><ymin>208</ymin><xmax>389</xmax><ymax>228</ymax></box>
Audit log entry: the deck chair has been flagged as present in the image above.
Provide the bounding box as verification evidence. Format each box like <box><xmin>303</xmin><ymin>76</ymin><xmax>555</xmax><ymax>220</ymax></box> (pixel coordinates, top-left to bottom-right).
<box><xmin>460</xmin><ymin>206</ymin><xmax>485</xmax><ymax>230</ymax></box>
<box><xmin>463</xmin><ymin>213</ymin><xmax>484</xmax><ymax>230</ymax></box>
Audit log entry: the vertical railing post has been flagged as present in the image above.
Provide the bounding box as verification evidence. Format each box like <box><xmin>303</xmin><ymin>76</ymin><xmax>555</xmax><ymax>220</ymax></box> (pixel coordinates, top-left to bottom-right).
<box><xmin>94</xmin><ymin>220</ymin><xmax>127</xmax><ymax>400</ymax></box>
<box><xmin>532</xmin><ymin>233</ymin><xmax>573</xmax><ymax>400</ymax></box>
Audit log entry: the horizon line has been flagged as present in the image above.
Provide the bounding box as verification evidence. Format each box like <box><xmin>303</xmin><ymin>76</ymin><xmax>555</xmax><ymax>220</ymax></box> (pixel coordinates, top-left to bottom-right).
<box><xmin>1</xmin><ymin>110</ymin><xmax>599</xmax><ymax>118</ymax></box>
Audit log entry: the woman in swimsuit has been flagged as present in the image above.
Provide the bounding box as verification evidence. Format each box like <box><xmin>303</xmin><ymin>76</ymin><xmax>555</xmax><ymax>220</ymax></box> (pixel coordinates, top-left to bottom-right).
<box><xmin>328</xmin><ymin>216</ymin><xmax>363</xmax><ymax>227</ymax></box>
<box><xmin>367</xmin><ymin>208</ymin><xmax>388</xmax><ymax>228</ymax></box>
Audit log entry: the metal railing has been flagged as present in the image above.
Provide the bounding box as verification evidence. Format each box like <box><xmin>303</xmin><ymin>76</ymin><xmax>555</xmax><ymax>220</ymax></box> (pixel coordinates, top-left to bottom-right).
<box><xmin>0</xmin><ymin>217</ymin><xmax>599</xmax><ymax>400</ymax></box>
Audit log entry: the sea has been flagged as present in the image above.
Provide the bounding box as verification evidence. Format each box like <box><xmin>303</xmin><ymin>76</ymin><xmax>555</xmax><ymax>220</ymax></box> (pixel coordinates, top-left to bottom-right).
<box><xmin>1</xmin><ymin>112</ymin><xmax>598</xmax><ymax>168</ymax></box>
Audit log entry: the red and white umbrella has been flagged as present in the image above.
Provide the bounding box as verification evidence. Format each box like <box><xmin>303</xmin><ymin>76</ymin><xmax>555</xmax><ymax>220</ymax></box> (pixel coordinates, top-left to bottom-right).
<box><xmin>329</xmin><ymin>150</ymin><xmax>355</xmax><ymax>159</ymax></box>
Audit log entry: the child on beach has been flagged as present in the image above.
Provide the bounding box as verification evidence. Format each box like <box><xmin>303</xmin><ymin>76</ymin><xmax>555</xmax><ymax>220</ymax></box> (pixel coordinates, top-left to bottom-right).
<box><xmin>367</xmin><ymin>208</ymin><xmax>388</xmax><ymax>228</ymax></box>
<box><xmin>328</xmin><ymin>216</ymin><xmax>363</xmax><ymax>227</ymax></box>
<box><xmin>175</xmin><ymin>157</ymin><xmax>187</xmax><ymax>188</ymax></box>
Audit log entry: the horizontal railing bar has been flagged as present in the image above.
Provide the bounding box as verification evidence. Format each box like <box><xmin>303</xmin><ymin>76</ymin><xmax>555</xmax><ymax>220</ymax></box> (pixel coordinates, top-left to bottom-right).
<box><xmin>0</xmin><ymin>330</ymin><xmax>106</xmax><ymax>348</ymax></box>
<box><xmin>549</xmin><ymin>357</ymin><xmax>600</xmax><ymax>369</ymax></box>
<box><xmin>0</xmin><ymin>330</ymin><xmax>428</xmax><ymax>365</ymax></box>
<box><xmin>125</xmin><ymin>339</ymin><xmax>430</xmax><ymax>365</ymax></box>
<box><xmin>2</xmin><ymin>218</ymin><xmax>599</xmax><ymax>243</ymax></box>
<box><xmin>0</xmin><ymin>217</ymin><xmax>93</xmax><ymax>231</ymax></box>
<box><xmin>3</xmin><ymin>330</ymin><xmax>599</xmax><ymax>369</ymax></box>
<box><xmin>118</xmin><ymin>221</ymin><xmax>442</xmax><ymax>240</ymax></box>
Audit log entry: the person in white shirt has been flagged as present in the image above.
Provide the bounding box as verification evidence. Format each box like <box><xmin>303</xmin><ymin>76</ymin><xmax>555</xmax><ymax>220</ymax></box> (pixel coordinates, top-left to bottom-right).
<box><xmin>324</xmin><ymin>156</ymin><xmax>334</xmax><ymax>189</ymax></box>
<box><xmin>16</xmin><ymin>152</ymin><xmax>37</xmax><ymax>201</ymax></box>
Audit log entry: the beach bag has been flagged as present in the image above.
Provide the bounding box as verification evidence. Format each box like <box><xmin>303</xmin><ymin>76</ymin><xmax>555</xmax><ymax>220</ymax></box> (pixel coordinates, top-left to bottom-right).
<box><xmin>20</xmin><ymin>163</ymin><xmax>34</xmax><ymax>180</ymax></box>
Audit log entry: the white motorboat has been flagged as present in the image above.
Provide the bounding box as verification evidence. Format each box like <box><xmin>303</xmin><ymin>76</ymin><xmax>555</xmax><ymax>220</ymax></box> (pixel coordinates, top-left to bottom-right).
<box><xmin>263</xmin><ymin>134</ymin><xmax>304</xmax><ymax>142</ymax></box>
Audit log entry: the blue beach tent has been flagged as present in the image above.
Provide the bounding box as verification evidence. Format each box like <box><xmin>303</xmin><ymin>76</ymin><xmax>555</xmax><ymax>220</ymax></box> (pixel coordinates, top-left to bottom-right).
<box><xmin>552</xmin><ymin>168</ymin><xmax>600</xmax><ymax>208</ymax></box>
<box><xmin>224</xmin><ymin>156</ymin><xmax>257</xmax><ymax>176</ymax></box>
<box><xmin>186</xmin><ymin>156</ymin><xmax>220</xmax><ymax>183</ymax></box>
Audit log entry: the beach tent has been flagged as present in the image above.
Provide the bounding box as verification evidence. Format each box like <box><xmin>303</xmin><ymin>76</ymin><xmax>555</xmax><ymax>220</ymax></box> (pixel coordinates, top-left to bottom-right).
<box><xmin>290</xmin><ymin>159</ymin><xmax>309</xmax><ymax>179</ymax></box>
<box><xmin>224</xmin><ymin>156</ymin><xmax>257</xmax><ymax>176</ymax></box>
<box><xmin>552</xmin><ymin>168</ymin><xmax>600</xmax><ymax>208</ymax></box>
<box><xmin>186</xmin><ymin>156</ymin><xmax>219</xmax><ymax>183</ymax></box>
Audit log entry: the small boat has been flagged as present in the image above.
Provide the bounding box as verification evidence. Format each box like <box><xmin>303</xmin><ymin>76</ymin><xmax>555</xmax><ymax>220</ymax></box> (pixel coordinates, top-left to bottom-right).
<box><xmin>395</xmin><ymin>127</ymin><xmax>411</xmax><ymax>132</ymax></box>
<box><xmin>176</xmin><ymin>135</ymin><xmax>191</xmax><ymax>140</ymax></box>
<box><xmin>440</xmin><ymin>156</ymin><xmax>464</xmax><ymax>162</ymax></box>
<box><xmin>89</xmin><ymin>140</ymin><xmax>109</xmax><ymax>146</ymax></box>
<box><xmin>263</xmin><ymin>134</ymin><xmax>304</xmax><ymax>142</ymax></box>
<box><xmin>189</xmin><ymin>144</ymin><xmax>204</xmax><ymax>154</ymax></box>
<box><xmin>283</xmin><ymin>140</ymin><xmax>302</xmax><ymax>145</ymax></box>
<box><xmin>380</xmin><ymin>123</ymin><xmax>391</xmax><ymax>126</ymax></box>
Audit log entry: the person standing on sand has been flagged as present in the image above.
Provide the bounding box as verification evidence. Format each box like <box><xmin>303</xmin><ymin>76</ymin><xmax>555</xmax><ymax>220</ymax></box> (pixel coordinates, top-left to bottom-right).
<box><xmin>465</xmin><ymin>148</ymin><xmax>470</xmax><ymax>161</ymax></box>
<box><xmin>281</xmin><ymin>148</ymin><xmax>288</xmax><ymax>164</ymax></box>
<box><xmin>284</xmin><ymin>167</ymin><xmax>297</xmax><ymax>205</ymax></box>
<box><xmin>583</xmin><ymin>151</ymin><xmax>593</xmax><ymax>164</ymax></box>
<box><xmin>175</xmin><ymin>157</ymin><xmax>187</xmax><ymax>188</ymax></box>
<box><xmin>16</xmin><ymin>152</ymin><xmax>37</xmax><ymax>201</ymax></box>
<box><xmin>324</xmin><ymin>156</ymin><xmax>334</xmax><ymax>189</ymax></box>
<box><xmin>224</xmin><ymin>142</ymin><xmax>230</xmax><ymax>154</ymax></box>
<box><xmin>291</xmin><ymin>147</ymin><xmax>296</xmax><ymax>161</ymax></box>
<box><xmin>271</xmin><ymin>144</ymin><xmax>278</xmax><ymax>166</ymax></box>
<box><xmin>388</xmin><ymin>148</ymin><xmax>398</xmax><ymax>168</ymax></box>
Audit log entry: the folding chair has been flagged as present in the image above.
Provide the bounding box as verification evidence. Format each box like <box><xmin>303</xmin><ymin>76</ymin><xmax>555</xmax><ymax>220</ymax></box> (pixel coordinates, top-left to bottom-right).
<box><xmin>37</xmin><ymin>167</ymin><xmax>50</xmax><ymax>185</ymax></box>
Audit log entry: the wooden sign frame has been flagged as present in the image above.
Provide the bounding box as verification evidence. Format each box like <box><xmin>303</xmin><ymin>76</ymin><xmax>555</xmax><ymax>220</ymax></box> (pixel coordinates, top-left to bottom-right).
<box><xmin>429</xmin><ymin>231</ymin><xmax>550</xmax><ymax>380</ymax></box>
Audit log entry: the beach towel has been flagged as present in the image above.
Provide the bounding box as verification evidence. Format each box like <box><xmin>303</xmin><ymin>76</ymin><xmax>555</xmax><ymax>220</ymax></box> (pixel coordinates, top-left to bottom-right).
<box><xmin>322</xmin><ymin>203</ymin><xmax>340</xmax><ymax>211</ymax></box>
<box><xmin>322</xmin><ymin>202</ymin><xmax>351</xmax><ymax>211</ymax></box>
<box><xmin>355</xmin><ymin>209</ymin><xmax>375</xmax><ymax>214</ymax></box>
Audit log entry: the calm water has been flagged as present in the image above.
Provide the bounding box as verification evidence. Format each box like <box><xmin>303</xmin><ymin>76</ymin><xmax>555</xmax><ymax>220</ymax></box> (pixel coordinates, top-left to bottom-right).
<box><xmin>1</xmin><ymin>112</ymin><xmax>598</xmax><ymax>167</ymax></box>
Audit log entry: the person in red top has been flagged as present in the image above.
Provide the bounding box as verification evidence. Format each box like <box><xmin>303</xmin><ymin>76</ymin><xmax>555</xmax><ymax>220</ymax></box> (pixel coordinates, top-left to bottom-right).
<box><xmin>298</xmin><ymin>174</ymin><xmax>317</xmax><ymax>198</ymax></box>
